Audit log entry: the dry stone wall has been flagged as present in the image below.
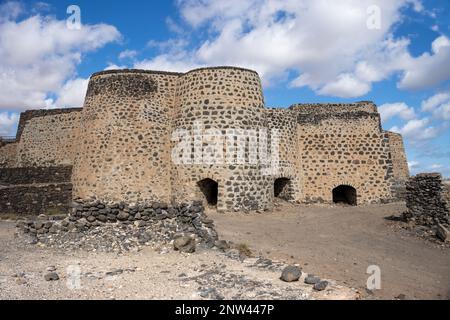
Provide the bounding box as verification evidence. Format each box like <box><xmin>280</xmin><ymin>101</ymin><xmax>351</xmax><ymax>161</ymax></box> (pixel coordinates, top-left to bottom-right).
<box><xmin>405</xmin><ymin>173</ymin><xmax>449</xmax><ymax>228</ymax></box>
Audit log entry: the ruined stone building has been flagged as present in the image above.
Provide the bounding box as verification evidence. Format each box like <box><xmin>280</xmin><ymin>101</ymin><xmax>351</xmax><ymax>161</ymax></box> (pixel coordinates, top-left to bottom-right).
<box><xmin>0</xmin><ymin>67</ymin><xmax>410</xmax><ymax>214</ymax></box>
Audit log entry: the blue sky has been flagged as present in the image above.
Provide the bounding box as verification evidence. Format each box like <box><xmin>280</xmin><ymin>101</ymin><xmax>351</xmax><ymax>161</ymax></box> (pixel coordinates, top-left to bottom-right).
<box><xmin>0</xmin><ymin>0</ymin><xmax>449</xmax><ymax>177</ymax></box>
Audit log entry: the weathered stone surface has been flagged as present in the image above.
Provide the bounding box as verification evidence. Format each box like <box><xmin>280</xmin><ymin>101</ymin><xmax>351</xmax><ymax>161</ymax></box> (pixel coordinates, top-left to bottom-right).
<box><xmin>173</xmin><ymin>236</ymin><xmax>196</xmax><ymax>253</ymax></box>
<box><xmin>44</xmin><ymin>272</ymin><xmax>59</xmax><ymax>281</ymax></box>
<box><xmin>304</xmin><ymin>275</ymin><xmax>321</xmax><ymax>285</ymax></box>
<box><xmin>436</xmin><ymin>223</ymin><xmax>450</xmax><ymax>242</ymax></box>
<box><xmin>280</xmin><ymin>265</ymin><xmax>301</xmax><ymax>282</ymax></box>
<box><xmin>313</xmin><ymin>280</ymin><xmax>329</xmax><ymax>291</ymax></box>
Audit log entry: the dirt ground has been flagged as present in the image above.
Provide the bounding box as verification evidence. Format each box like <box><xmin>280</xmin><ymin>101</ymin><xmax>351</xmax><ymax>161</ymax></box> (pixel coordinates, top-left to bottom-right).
<box><xmin>0</xmin><ymin>221</ymin><xmax>356</xmax><ymax>300</ymax></box>
<box><xmin>209</xmin><ymin>202</ymin><xmax>450</xmax><ymax>300</ymax></box>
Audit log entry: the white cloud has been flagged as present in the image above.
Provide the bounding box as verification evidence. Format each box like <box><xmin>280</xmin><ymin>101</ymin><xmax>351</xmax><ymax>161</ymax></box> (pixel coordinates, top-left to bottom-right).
<box><xmin>0</xmin><ymin>1</ymin><xmax>23</xmax><ymax>22</ymax></box>
<box><xmin>135</xmin><ymin>0</ymin><xmax>449</xmax><ymax>97</ymax></box>
<box><xmin>119</xmin><ymin>49</ymin><xmax>137</xmax><ymax>60</ymax></box>
<box><xmin>397</xmin><ymin>35</ymin><xmax>450</xmax><ymax>90</ymax></box>
<box><xmin>0</xmin><ymin>8</ymin><xmax>120</xmax><ymax>111</ymax></box>
<box><xmin>134</xmin><ymin>55</ymin><xmax>202</xmax><ymax>73</ymax></box>
<box><xmin>430</xmin><ymin>163</ymin><xmax>444</xmax><ymax>170</ymax></box>
<box><xmin>0</xmin><ymin>112</ymin><xmax>19</xmax><ymax>136</ymax></box>
<box><xmin>408</xmin><ymin>160</ymin><xmax>419</xmax><ymax>170</ymax></box>
<box><xmin>390</xmin><ymin>118</ymin><xmax>439</xmax><ymax>142</ymax></box>
<box><xmin>317</xmin><ymin>73</ymin><xmax>371</xmax><ymax>98</ymax></box>
<box><xmin>51</xmin><ymin>77</ymin><xmax>89</xmax><ymax>108</ymax></box>
<box><xmin>421</xmin><ymin>91</ymin><xmax>450</xmax><ymax>112</ymax></box>
<box><xmin>378</xmin><ymin>102</ymin><xmax>416</xmax><ymax>122</ymax></box>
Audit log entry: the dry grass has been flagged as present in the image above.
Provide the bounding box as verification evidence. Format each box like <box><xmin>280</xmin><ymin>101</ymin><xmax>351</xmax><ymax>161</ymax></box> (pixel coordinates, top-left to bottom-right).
<box><xmin>234</xmin><ymin>243</ymin><xmax>253</xmax><ymax>257</ymax></box>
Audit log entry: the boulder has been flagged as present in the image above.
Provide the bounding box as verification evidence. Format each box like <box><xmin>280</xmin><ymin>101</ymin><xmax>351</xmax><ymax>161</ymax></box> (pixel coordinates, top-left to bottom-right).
<box><xmin>44</xmin><ymin>272</ymin><xmax>59</xmax><ymax>281</ymax></box>
<box><xmin>313</xmin><ymin>280</ymin><xmax>329</xmax><ymax>291</ymax></box>
<box><xmin>280</xmin><ymin>265</ymin><xmax>302</xmax><ymax>282</ymax></box>
<box><xmin>173</xmin><ymin>235</ymin><xmax>196</xmax><ymax>253</ymax></box>
<box><xmin>436</xmin><ymin>223</ymin><xmax>450</xmax><ymax>242</ymax></box>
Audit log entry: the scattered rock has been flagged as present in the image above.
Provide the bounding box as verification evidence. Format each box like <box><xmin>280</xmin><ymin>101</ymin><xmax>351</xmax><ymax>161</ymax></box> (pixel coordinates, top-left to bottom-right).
<box><xmin>304</xmin><ymin>275</ymin><xmax>321</xmax><ymax>285</ymax></box>
<box><xmin>46</xmin><ymin>266</ymin><xmax>57</xmax><ymax>272</ymax></box>
<box><xmin>313</xmin><ymin>280</ymin><xmax>328</xmax><ymax>291</ymax></box>
<box><xmin>280</xmin><ymin>265</ymin><xmax>302</xmax><ymax>282</ymax></box>
<box><xmin>44</xmin><ymin>272</ymin><xmax>59</xmax><ymax>281</ymax></box>
<box><xmin>214</xmin><ymin>240</ymin><xmax>230</xmax><ymax>250</ymax></box>
<box><xmin>106</xmin><ymin>269</ymin><xmax>123</xmax><ymax>276</ymax></box>
<box><xmin>436</xmin><ymin>223</ymin><xmax>449</xmax><ymax>242</ymax></box>
<box><xmin>173</xmin><ymin>236</ymin><xmax>196</xmax><ymax>253</ymax></box>
<box><xmin>395</xmin><ymin>293</ymin><xmax>407</xmax><ymax>300</ymax></box>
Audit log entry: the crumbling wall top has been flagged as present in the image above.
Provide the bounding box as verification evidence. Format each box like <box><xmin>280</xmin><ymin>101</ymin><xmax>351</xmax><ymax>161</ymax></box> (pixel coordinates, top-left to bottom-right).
<box><xmin>289</xmin><ymin>101</ymin><xmax>377</xmax><ymax>114</ymax></box>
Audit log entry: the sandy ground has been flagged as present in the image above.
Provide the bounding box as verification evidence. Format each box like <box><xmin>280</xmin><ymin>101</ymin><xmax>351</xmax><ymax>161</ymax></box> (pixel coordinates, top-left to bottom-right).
<box><xmin>209</xmin><ymin>202</ymin><xmax>450</xmax><ymax>300</ymax></box>
<box><xmin>0</xmin><ymin>221</ymin><xmax>356</xmax><ymax>300</ymax></box>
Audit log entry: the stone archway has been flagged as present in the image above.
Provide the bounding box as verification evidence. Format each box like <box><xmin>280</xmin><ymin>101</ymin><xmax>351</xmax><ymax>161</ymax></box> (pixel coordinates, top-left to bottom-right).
<box><xmin>274</xmin><ymin>177</ymin><xmax>292</xmax><ymax>200</ymax></box>
<box><xmin>197</xmin><ymin>178</ymin><xmax>218</xmax><ymax>206</ymax></box>
<box><xmin>332</xmin><ymin>185</ymin><xmax>357</xmax><ymax>206</ymax></box>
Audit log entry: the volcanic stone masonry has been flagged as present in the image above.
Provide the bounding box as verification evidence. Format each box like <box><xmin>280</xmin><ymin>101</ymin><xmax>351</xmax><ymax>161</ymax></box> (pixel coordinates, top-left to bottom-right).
<box><xmin>0</xmin><ymin>66</ymin><xmax>410</xmax><ymax>214</ymax></box>
<box><xmin>405</xmin><ymin>173</ymin><xmax>450</xmax><ymax>229</ymax></box>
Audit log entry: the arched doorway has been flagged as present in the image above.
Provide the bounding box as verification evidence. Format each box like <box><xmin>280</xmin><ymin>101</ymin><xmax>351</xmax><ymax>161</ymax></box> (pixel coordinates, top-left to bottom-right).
<box><xmin>332</xmin><ymin>185</ymin><xmax>357</xmax><ymax>205</ymax></box>
<box><xmin>274</xmin><ymin>178</ymin><xmax>292</xmax><ymax>200</ymax></box>
<box><xmin>197</xmin><ymin>178</ymin><xmax>218</xmax><ymax>206</ymax></box>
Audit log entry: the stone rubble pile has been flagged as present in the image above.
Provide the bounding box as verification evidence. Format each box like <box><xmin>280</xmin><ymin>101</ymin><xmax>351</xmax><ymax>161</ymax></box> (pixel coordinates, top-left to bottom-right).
<box><xmin>16</xmin><ymin>200</ymin><xmax>219</xmax><ymax>252</ymax></box>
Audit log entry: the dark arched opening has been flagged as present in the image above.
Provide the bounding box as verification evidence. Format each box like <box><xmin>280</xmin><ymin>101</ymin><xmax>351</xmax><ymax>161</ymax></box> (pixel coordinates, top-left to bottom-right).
<box><xmin>274</xmin><ymin>178</ymin><xmax>292</xmax><ymax>200</ymax></box>
<box><xmin>332</xmin><ymin>185</ymin><xmax>357</xmax><ymax>206</ymax></box>
<box><xmin>197</xmin><ymin>178</ymin><xmax>218</xmax><ymax>206</ymax></box>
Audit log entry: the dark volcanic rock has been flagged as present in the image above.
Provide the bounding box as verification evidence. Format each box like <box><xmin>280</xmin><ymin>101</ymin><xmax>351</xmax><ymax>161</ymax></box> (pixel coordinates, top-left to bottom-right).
<box><xmin>280</xmin><ymin>266</ymin><xmax>301</xmax><ymax>282</ymax></box>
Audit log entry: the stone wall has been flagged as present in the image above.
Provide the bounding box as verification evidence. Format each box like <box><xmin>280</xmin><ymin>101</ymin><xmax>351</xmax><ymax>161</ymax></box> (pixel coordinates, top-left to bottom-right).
<box><xmin>0</xmin><ymin>166</ymin><xmax>72</xmax><ymax>185</ymax></box>
<box><xmin>17</xmin><ymin>110</ymin><xmax>82</xmax><ymax>167</ymax></box>
<box><xmin>72</xmin><ymin>70</ymin><xmax>180</xmax><ymax>205</ymax></box>
<box><xmin>266</xmin><ymin>108</ymin><xmax>301</xmax><ymax>201</ymax></box>
<box><xmin>171</xmin><ymin>67</ymin><xmax>272</xmax><ymax>212</ymax></box>
<box><xmin>0</xmin><ymin>143</ymin><xmax>18</xmax><ymax>167</ymax></box>
<box><xmin>386</xmin><ymin>131</ymin><xmax>409</xmax><ymax>179</ymax></box>
<box><xmin>386</xmin><ymin>131</ymin><xmax>409</xmax><ymax>200</ymax></box>
<box><xmin>405</xmin><ymin>173</ymin><xmax>449</xmax><ymax>228</ymax></box>
<box><xmin>16</xmin><ymin>108</ymin><xmax>82</xmax><ymax>141</ymax></box>
<box><xmin>0</xmin><ymin>166</ymin><xmax>73</xmax><ymax>216</ymax></box>
<box><xmin>293</xmin><ymin>102</ymin><xmax>394</xmax><ymax>204</ymax></box>
<box><xmin>0</xmin><ymin>183</ymin><xmax>72</xmax><ymax>215</ymax></box>
<box><xmin>0</xmin><ymin>67</ymin><xmax>410</xmax><ymax>212</ymax></box>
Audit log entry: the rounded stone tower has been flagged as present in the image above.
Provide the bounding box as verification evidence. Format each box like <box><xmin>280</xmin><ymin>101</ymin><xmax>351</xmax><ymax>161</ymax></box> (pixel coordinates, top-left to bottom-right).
<box><xmin>171</xmin><ymin>67</ymin><xmax>272</xmax><ymax>211</ymax></box>
<box><xmin>72</xmin><ymin>70</ymin><xmax>180</xmax><ymax>204</ymax></box>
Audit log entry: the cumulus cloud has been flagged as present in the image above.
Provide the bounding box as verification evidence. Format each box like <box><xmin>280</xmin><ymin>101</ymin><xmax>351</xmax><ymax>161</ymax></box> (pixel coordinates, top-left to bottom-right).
<box><xmin>0</xmin><ymin>4</ymin><xmax>120</xmax><ymax>111</ymax></box>
<box><xmin>0</xmin><ymin>112</ymin><xmax>19</xmax><ymax>136</ymax></box>
<box><xmin>132</xmin><ymin>0</ymin><xmax>449</xmax><ymax>97</ymax></box>
<box><xmin>390</xmin><ymin>118</ymin><xmax>440</xmax><ymax>142</ymax></box>
<box><xmin>317</xmin><ymin>73</ymin><xmax>371</xmax><ymax>98</ymax></box>
<box><xmin>397</xmin><ymin>35</ymin><xmax>450</xmax><ymax>90</ymax></box>
<box><xmin>421</xmin><ymin>91</ymin><xmax>450</xmax><ymax>111</ymax></box>
<box><xmin>378</xmin><ymin>102</ymin><xmax>416</xmax><ymax>122</ymax></box>
<box><xmin>51</xmin><ymin>77</ymin><xmax>89</xmax><ymax>108</ymax></box>
<box><xmin>119</xmin><ymin>49</ymin><xmax>137</xmax><ymax>60</ymax></box>
<box><xmin>419</xmin><ymin>90</ymin><xmax>450</xmax><ymax>120</ymax></box>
